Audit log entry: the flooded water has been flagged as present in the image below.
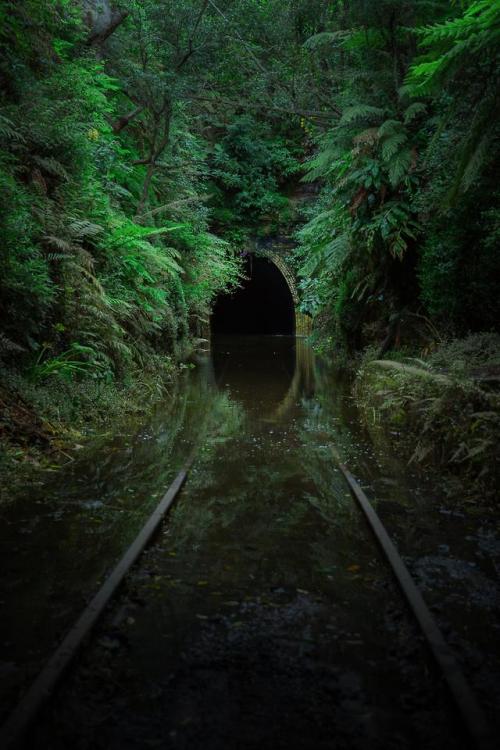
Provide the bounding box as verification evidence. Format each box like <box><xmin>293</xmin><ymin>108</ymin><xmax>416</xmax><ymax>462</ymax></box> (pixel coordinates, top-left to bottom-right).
<box><xmin>1</xmin><ymin>336</ymin><xmax>499</xmax><ymax>749</ymax></box>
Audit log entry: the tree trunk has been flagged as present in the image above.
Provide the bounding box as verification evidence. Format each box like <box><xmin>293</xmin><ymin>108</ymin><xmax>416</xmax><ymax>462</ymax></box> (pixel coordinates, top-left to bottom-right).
<box><xmin>82</xmin><ymin>1</ymin><xmax>128</xmax><ymax>46</ymax></box>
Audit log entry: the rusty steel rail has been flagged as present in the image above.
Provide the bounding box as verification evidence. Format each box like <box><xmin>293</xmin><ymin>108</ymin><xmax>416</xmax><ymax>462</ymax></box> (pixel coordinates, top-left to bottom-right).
<box><xmin>331</xmin><ymin>445</ymin><xmax>494</xmax><ymax>750</ymax></box>
<box><xmin>0</xmin><ymin>451</ymin><xmax>197</xmax><ymax>750</ymax></box>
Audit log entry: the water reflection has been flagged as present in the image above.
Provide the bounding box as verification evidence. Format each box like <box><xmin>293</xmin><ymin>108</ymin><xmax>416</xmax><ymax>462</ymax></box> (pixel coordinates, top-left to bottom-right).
<box><xmin>28</xmin><ymin>336</ymin><xmax>469</xmax><ymax>749</ymax></box>
<box><xmin>0</xmin><ymin>336</ymin><xmax>319</xmax><ymax>720</ymax></box>
<box><xmin>212</xmin><ymin>335</ymin><xmax>316</xmax><ymax>421</ymax></box>
<box><xmin>213</xmin><ymin>335</ymin><xmax>296</xmax><ymax>413</ymax></box>
<box><xmin>2</xmin><ymin>335</ymin><xmax>499</xmax><ymax>746</ymax></box>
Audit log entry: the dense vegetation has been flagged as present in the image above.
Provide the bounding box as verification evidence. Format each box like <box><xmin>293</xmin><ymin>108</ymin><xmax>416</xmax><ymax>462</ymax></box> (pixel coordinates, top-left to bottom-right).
<box><xmin>294</xmin><ymin>0</ymin><xmax>499</xmax><ymax>353</ymax></box>
<box><xmin>0</xmin><ymin>1</ymin><xmax>499</xmax><ymax>467</ymax></box>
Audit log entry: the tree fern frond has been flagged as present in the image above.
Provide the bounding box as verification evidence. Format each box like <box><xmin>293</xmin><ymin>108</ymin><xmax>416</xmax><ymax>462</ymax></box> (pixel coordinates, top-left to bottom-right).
<box><xmin>324</xmin><ymin>232</ymin><xmax>351</xmax><ymax>270</ymax></box>
<box><xmin>68</xmin><ymin>219</ymin><xmax>104</xmax><ymax>238</ymax></box>
<box><xmin>388</xmin><ymin>148</ymin><xmax>413</xmax><ymax>187</ymax></box>
<box><xmin>43</xmin><ymin>235</ymin><xmax>73</xmax><ymax>252</ymax></box>
<box><xmin>381</xmin><ymin>133</ymin><xmax>408</xmax><ymax>162</ymax></box>
<box><xmin>0</xmin><ymin>333</ymin><xmax>26</xmax><ymax>354</ymax></box>
<box><xmin>0</xmin><ymin>114</ymin><xmax>25</xmax><ymax>142</ymax></box>
<box><xmin>377</xmin><ymin>119</ymin><xmax>401</xmax><ymax>138</ymax></box>
<box><xmin>403</xmin><ymin>102</ymin><xmax>427</xmax><ymax>124</ymax></box>
<box><xmin>303</xmin><ymin>30</ymin><xmax>351</xmax><ymax>49</ymax></box>
<box><xmin>33</xmin><ymin>156</ymin><xmax>69</xmax><ymax>179</ymax></box>
<box><xmin>45</xmin><ymin>252</ymin><xmax>71</xmax><ymax>261</ymax></box>
<box><xmin>340</xmin><ymin>105</ymin><xmax>386</xmax><ymax>125</ymax></box>
<box><xmin>461</xmin><ymin>133</ymin><xmax>491</xmax><ymax>192</ymax></box>
<box><xmin>407</xmin><ymin>0</ymin><xmax>500</xmax><ymax>92</ymax></box>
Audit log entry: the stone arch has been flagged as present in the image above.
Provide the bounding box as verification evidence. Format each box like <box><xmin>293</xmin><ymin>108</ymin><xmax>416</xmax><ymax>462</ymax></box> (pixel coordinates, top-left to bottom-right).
<box><xmin>257</xmin><ymin>251</ymin><xmax>311</xmax><ymax>336</ymax></box>
<box><xmin>261</xmin><ymin>251</ymin><xmax>299</xmax><ymax>305</ymax></box>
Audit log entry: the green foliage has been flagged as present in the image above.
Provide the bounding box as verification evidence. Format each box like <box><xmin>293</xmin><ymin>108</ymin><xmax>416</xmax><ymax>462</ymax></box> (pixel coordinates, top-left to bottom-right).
<box><xmin>295</xmin><ymin>0</ymin><xmax>499</xmax><ymax>350</ymax></box>
<box><xmin>0</xmin><ymin>0</ymin><xmax>498</xmax><ymax>389</ymax></box>
<box><xmin>407</xmin><ymin>1</ymin><xmax>500</xmax><ymax>95</ymax></box>
<box><xmin>0</xmin><ymin>0</ymin><xmax>244</xmax><ymax>381</ymax></box>
<box><xmin>28</xmin><ymin>343</ymin><xmax>105</xmax><ymax>383</ymax></box>
<box><xmin>355</xmin><ymin>335</ymin><xmax>500</xmax><ymax>499</ymax></box>
<box><xmin>211</xmin><ymin>115</ymin><xmax>300</xmax><ymax>225</ymax></box>
<box><xmin>406</xmin><ymin>0</ymin><xmax>500</xmax><ymax>205</ymax></box>
<box><xmin>0</xmin><ymin>159</ymin><xmax>55</xmax><ymax>339</ymax></box>
<box><xmin>419</xmin><ymin>201</ymin><xmax>500</xmax><ymax>330</ymax></box>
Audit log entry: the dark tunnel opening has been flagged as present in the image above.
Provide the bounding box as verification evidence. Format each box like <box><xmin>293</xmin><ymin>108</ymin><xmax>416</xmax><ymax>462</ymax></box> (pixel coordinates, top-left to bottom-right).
<box><xmin>212</xmin><ymin>256</ymin><xmax>295</xmax><ymax>335</ymax></box>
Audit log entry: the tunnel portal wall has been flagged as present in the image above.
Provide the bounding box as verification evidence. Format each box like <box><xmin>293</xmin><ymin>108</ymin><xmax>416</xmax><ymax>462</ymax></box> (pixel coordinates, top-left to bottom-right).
<box><xmin>209</xmin><ymin>252</ymin><xmax>312</xmax><ymax>338</ymax></box>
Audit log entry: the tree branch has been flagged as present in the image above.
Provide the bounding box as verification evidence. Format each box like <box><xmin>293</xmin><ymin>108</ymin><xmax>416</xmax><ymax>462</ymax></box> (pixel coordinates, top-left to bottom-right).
<box><xmin>176</xmin><ymin>0</ymin><xmax>210</xmax><ymax>70</ymax></box>
<box><xmin>135</xmin><ymin>108</ymin><xmax>172</xmax><ymax>217</ymax></box>
<box><xmin>131</xmin><ymin>157</ymin><xmax>153</xmax><ymax>166</ymax></box>
<box><xmin>112</xmin><ymin>106</ymin><xmax>144</xmax><ymax>134</ymax></box>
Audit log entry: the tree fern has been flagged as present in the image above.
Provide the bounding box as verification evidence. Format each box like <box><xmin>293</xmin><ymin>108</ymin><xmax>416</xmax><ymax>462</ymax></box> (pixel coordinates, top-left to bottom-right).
<box><xmin>0</xmin><ymin>114</ymin><xmax>25</xmax><ymax>142</ymax></box>
<box><xmin>407</xmin><ymin>1</ymin><xmax>500</xmax><ymax>93</ymax></box>
<box><xmin>377</xmin><ymin>119</ymin><xmax>402</xmax><ymax>138</ymax></box>
<box><xmin>303</xmin><ymin>30</ymin><xmax>351</xmax><ymax>49</ymax></box>
<box><xmin>461</xmin><ymin>132</ymin><xmax>491</xmax><ymax>192</ymax></box>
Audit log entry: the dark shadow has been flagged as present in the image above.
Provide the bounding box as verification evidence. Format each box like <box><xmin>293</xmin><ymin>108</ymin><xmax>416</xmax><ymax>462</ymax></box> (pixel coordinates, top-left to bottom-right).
<box><xmin>212</xmin><ymin>256</ymin><xmax>295</xmax><ymax>335</ymax></box>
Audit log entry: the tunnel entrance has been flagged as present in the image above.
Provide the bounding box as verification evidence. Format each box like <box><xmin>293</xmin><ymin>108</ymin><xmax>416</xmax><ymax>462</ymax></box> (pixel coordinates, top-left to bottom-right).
<box><xmin>212</xmin><ymin>256</ymin><xmax>295</xmax><ymax>335</ymax></box>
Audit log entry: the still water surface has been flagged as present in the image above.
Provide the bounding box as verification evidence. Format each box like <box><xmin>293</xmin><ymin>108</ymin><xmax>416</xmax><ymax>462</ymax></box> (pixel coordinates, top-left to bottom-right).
<box><xmin>1</xmin><ymin>336</ymin><xmax>499</xmax><ymax>748</ymax></box>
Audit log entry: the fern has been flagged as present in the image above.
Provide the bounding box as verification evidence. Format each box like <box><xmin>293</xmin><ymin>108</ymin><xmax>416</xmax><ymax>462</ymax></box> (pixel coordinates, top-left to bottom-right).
<box><xmin>377</xmin><ymin>119</ymin><xmax>402</xmax><ymax>138</ymax></box>
<box><xmin>0</xmin><ymin>114</ymin><xmax>25</xmax><ymax>142</ymax></box>
<box><xmin>403</xmin><ymin>102</ymin><xmax>427</xmax><ymax>124</ymax></box>
<box><xmin>68</xmin><ymin>219</ymin><xmax>103</xmax><ymax>239</ymax></box>
<box><xmin>33</xmin><ymin>156</ymin><xmax>69</xmax><ymax>180</ymax></box>
<box><xmin>407</xmin><ymin>1</ymin><xmax>500</xmax><ymax>93</ymax></box>
<box><xmin>303</xmin><ymin>30</ymin><xmax>351</xmax><ymax>49</ymax></box>
<box><xmin>381</xmin><ymin>133</ymin><xmax>408</xmax><ymax>162</ymax></box>
<box><xmin>340</xmin><ymin>105</ymin><xmax>386</xmax><ymax>125</ymax></box>
<box><xmin>461</xmin><ymin>132</ymin><xmax>491</xmax><ymax>192</ymax></box>
<box><xmin>388</xmin><ymin>148</ymin><xmax>413</xmax><ymax>187</ymax></box>
<box><xmin>43</xmin><ymin>235</ymin><xmax>73</xmax><ymax>253</ymax></box>
<box><xmin>0</xmin><ymin>333</ymin><xmax>26</xmax><ymax>356</ymax></box>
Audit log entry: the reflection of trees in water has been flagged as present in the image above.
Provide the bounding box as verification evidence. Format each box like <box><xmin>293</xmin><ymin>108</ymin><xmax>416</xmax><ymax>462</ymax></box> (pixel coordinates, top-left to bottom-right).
<box><xmin>169</xmin><ymin>341</ymin><xmax>382</xmax><ymax>567</ymax></box>
<box><xmin>167</xmin><ymin>390</ymin><xmax>247</xmax><ymax>548</ymax></box>
<box><xmin>0</xmin><ymin>359</ymin><xmax>241</xmax><ymax>679</ymax></box>
<box><xmin>169</xmin><ymin>343</ymin><xmax>360</xmax><ymax>562</ymax></box>
<box><xmin>298</xmin><ymin>383</ymin><xmax>377</xmax><ymax>579</ymax></box>
<box><xmin>298</xmin><ymin>354</ymin><xmax>366</xmax><ymax>533</ymax></box>
<box><xmin>170</xmin><ymin>457</ymin><xmax>302</xmax><ymax>560</ymax></box>
<box><xmin>212</xmin><ymin>337</ymin><xmax>295</xmax><ymax>414</ymax></box>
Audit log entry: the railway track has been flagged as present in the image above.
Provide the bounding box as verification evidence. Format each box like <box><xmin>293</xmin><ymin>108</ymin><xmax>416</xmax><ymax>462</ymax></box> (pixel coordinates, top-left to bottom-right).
<box><xmin>0</xmin><ymin>447</ymin><xmax>494</xmax><ymax>750</ymax></box>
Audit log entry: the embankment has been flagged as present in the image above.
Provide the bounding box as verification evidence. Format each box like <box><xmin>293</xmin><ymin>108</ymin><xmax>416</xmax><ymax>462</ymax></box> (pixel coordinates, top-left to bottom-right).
<box><xmin>353</xmin><ymin>334</ymin><xmax>500</xmax><ymax>502</ymax></box>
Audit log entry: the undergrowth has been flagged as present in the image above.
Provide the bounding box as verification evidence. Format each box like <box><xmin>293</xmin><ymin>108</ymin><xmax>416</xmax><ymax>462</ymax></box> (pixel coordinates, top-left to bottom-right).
<box><xmin>354</xmin><ymin>333</ymin><xmax>500</xmax><ymax>502</ymax></box>
<box><xmin>0</xmin><ymin>355</ymin><xmax>176</xmax><ymax>502</ymax></box>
